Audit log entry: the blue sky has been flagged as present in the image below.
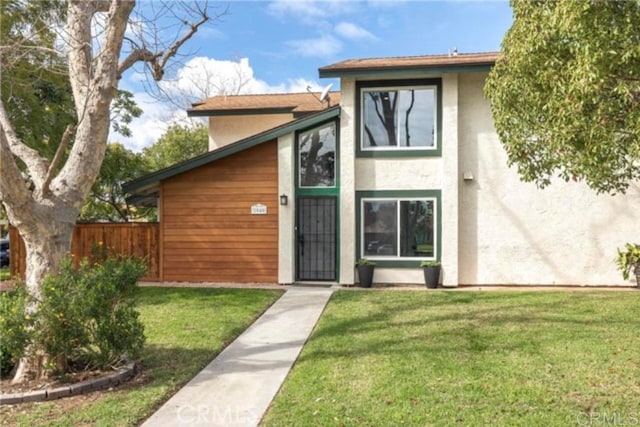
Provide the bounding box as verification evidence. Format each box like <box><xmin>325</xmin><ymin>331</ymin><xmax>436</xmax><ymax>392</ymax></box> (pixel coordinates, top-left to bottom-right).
<box><xmin>117</xmin><ymin>1</ymin><xmax>513</xmax><ymax>151</ymax></box>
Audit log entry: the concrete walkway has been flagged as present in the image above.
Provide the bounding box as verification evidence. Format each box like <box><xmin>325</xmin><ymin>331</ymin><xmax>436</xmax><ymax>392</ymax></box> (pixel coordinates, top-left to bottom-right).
<box><xmin>142</xmin><ymin>286</ymin><xmax>334</xmax><ymax>427</ymax></box>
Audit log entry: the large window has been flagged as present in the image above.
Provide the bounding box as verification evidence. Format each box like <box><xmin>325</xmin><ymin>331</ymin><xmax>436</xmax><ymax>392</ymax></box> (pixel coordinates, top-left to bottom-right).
<box><xmin>298</xmin><ymin>121</ymin><xmax>336</xmax><ymax>188</ymax></box>
<box><xmin>357</xmin><ymin>79</ymin><xmax>441</xmax><ymax>157</ymax></box>
<box><xmin>359</xmin><ymin>194</ymin><xmax>439</xmax><ymax>262</ymax></box>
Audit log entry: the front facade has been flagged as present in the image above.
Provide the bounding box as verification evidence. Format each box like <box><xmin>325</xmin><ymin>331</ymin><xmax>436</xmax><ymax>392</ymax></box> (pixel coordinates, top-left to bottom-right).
<box><xmin>125</xmin><ymin>52</ymin><xmax>640</xmax><ymax>287</ymax></box>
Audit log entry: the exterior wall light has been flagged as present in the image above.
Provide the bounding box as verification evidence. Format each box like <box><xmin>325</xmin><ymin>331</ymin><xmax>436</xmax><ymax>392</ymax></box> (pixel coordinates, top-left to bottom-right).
<box><xmin>280</xmin><ymin>194</ymin><xmax>288</xmax><ymax>206</ymax></box>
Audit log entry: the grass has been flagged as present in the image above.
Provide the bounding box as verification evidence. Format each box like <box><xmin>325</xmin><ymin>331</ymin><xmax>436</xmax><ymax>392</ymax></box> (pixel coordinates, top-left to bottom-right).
<box><xmin>262</xmin><ymin>291</ymin><xmax>640</xmax><ymax>426</ymax></box>
<box><xmin>0</xmin><ymin>286</ymin><xmax>284</xmax><ymax>427</ymax></box>
<box><xmin>0</xmin><ymin>268</ymin><xmax>9</xmax><ymax>281</ymax></box>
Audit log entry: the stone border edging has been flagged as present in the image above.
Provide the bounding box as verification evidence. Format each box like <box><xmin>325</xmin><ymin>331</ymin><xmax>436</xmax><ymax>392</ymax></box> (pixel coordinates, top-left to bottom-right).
<box><xmin>0</xmin><ymin>361</ymin><xmax>137</xmax><ymax>405</ymax></box>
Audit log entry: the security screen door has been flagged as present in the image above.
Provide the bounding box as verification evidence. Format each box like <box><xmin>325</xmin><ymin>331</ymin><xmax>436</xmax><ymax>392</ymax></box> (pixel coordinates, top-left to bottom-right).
<box><xmin>296</xmin><ymin>196</ymin><xmax>336</xmax><ymax>281</ymax></box>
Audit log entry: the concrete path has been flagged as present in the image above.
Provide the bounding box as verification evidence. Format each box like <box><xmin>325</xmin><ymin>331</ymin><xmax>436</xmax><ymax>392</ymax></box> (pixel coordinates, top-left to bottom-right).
<box><xmin>142</xmin><ymin>286</ymin><xmax>334</xmax><ymax>427</ymax></box>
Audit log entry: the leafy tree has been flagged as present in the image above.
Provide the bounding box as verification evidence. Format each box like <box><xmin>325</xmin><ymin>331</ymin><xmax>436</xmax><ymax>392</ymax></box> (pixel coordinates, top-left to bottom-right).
<box><xmin>80</xmin><ymin>143</ymin><xmax>155</xmax><ymax>222</ymax></box>
<box><xmin>142</xmin><ymin>123</ymin><xmax>208</xmax><ymax>171</ymax></box>
<box><xmin>485</xmin><ymin>0</ymin><xmax>640</xmax><ymax>194</ymax></box>
<box><xmin>0</xmin><ymin>0</ymin><xmax>220</xmax><ymax>383</ymax></box>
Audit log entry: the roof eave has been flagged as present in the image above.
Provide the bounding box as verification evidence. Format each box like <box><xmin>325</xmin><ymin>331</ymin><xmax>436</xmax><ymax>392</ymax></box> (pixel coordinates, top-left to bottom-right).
<box><xmin>187</xmin><ymin>107</ymin><xmax>296</xmax><ymax>117</ymax></box>
<box><xmin>318</xmin><ymin>63</ymin><xmax>495</xmax><ymax>79</ymax></box>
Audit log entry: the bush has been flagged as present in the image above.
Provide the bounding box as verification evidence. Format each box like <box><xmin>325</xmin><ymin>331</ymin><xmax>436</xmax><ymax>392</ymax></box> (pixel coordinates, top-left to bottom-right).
<box><xmin>0</xmin><ymin>284</ymin><xmax>31</xmax><ymax>376</ymax></box>
<box><xmin>1</xmin><ymin>255</ymin><xmax>147</xmax><ymax>376</ymax></box>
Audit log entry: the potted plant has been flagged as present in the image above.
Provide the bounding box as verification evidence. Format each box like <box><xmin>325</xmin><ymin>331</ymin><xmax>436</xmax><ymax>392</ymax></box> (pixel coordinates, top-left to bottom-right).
<box><xmin>616</xmin><ymin>243</ymin><xmax>640</xmax><ymax>287</ymax></box>
<box><xmin>356</xmin><ymin>258</ymin><xmax>375</xmax><ymax>288</ymax></box>
<box><xmin>420</xmin><ymin>261</ymin><xmax>441</xmax><ymax>289</ymax></box>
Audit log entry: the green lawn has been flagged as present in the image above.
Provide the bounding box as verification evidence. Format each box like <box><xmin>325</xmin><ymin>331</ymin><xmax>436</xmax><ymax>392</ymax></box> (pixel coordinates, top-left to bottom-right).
<box><xmin>263</xmin><ymin>291</ymin><xmax>640</xmax><ymax>427</ymax></box>
<box><xmin>0</xmin><ymin>268</ymin><xmax>9</xmax><ymax>281</ymax></box>
<box><xmin>0</xmin><ymin>286</ymin><xmax>284</xmax><ymax>427</ymax></box>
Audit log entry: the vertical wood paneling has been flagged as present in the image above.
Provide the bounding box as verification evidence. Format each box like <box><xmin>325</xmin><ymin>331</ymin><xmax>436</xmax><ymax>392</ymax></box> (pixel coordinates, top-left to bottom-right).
<box><xmin>9</xmin><ymin>223</ymin><xmax>160</xmax><ymax>281</ymax></box>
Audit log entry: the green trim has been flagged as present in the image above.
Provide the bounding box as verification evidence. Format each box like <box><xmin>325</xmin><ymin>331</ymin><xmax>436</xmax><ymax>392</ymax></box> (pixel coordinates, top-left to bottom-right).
<box><xmin>355</xmin><ymin>79</ymin><xmax>442</xmax><ymax>158</ymax></box>
<box><xmin>187</xmin><ymin>107</ymin><xmax>296</xmax><ymax>117</ymax></box>
<box><xmin>124</xmin><ymin>106</ymin><xmax>341</xmax><ymax>194</ymax></box>
<box><xmin>295</xmin><ymin>120</ymin><xmax>340</xmax><ymax>192</ymax></box>
<box><xmin>355</xmin><ymin>190</ymin><xmax>442</xmax><ymax>268</ymax></box>
<box><xmin>294</xmin><ymin>118</ymin><xmax>341</xmax><ymax>282</ymax></box>
<box><xmin>318</xmin><ymin>64</ymin><xmax>493</xmax><ymax>79</ymax></box>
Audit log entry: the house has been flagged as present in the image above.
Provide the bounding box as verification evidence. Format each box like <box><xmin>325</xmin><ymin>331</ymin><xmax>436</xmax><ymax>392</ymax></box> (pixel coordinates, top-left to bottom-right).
<box><xmin>124</xmin><ymin>52</ymin><xmax>640</xmax><ymax>287</ymax></box>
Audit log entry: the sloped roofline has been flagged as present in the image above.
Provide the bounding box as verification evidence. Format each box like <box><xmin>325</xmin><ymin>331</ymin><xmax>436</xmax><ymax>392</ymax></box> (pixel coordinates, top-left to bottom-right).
<box><xmin>123</xmin><ymin>105</ymin><xmax>341</xmax><ymax>195</ymax></box>
<box><xmin>318</xmin><ymin>51</ymin><xmax>499</xmax><ymax>78</ymax></box>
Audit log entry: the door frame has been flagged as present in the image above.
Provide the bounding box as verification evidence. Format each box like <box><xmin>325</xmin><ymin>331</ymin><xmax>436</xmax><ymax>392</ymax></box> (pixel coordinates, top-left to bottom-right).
<box><xmin>294</xmin><ymin>118</ymin><xmax>340</xmax><ymax>282</ymax></box>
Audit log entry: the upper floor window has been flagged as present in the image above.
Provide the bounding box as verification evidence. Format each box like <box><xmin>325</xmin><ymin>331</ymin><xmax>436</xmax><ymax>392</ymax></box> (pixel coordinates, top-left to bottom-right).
<box><xmin>357</xmin><ymin>79</ymin><xmax>441</xmax><ymax>157</ymax></box>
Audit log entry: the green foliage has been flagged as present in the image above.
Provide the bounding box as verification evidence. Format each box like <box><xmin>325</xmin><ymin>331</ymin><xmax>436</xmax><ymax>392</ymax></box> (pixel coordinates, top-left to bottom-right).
<box><xmin>80</xmin><ymin>143</ymin><xmax>156</xmax><ymax>222</ymax></box>
<box><xmin>485</xmin><ymin>1</ymin><xmax>640</xmax><ymax>194</ymax></box>
<box><xmin>419</xmin><ymin>260</ymin><xmax>441</xmax><ymax>268</ymax></box>
<box><xmin>111</xmin><ymin>90</ymin><xmax>143</xmax><ymax>138</ymax></box>
<box><xmin>0</xmin><ymin>283</ymin><xmax>31</xmax><ymax>374</ymax></box>
<box><xmin>356</xmin><ymin>258</ymin><xmax>375</xmax><ymax>266</ymax></box>
<box><xmin>142</xmin><ymin>123</ymin><xmax>208</xmax><ymax>171</ymax></box>
<box><xmin>37</xmin><ymin>256</ymin><xmax>147</xmax><ymax>370</ymax></box>
<box><xmin>615</xmin><ymin>243</ymin><xmax>640</xmax><ymax>282</ymax></box>
<box><xmin>1</xmin><ymin>255</ymin><xmax>147</xmax><ymax>376</ymax></box>
<box><xmin>1</xmin><ymin>0</ymin><xmax>74</xmax><ymax>160</ymax></box>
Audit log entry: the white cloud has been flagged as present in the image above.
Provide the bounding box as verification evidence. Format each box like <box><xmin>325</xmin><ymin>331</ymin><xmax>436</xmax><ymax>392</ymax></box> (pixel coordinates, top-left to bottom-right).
<box><xmin>334</xmin><ymin>21</ymin><xmax>377</xmax><ymax>41</ymax></box>
<box><xmin>114</xmin><ymin>57</ymin><xmax>327</xmax><ymax>152</ymax></box>
<box><xmin>267</xmin><ymin>0</ymin><xmax>357</xmax><ymax>23</ymax></box>
<box><xmin>286</xmin><ymin>34</ymin><xmax>343</xmax><ymax>58</ymax></box>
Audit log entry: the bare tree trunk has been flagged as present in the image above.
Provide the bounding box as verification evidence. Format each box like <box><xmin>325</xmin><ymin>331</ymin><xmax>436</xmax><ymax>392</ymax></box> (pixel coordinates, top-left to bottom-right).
<box><xmin>11</xmin><ymin>218</ymin><xmax>74</xmax><ymax>383</ymax></box>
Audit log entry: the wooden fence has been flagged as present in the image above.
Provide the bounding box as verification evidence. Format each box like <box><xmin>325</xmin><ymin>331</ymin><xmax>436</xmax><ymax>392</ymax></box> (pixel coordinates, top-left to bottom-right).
<box><xmin>9</xmin><ymin>223</ymin><xmax>160</xmax><ymax>281</ymax></box>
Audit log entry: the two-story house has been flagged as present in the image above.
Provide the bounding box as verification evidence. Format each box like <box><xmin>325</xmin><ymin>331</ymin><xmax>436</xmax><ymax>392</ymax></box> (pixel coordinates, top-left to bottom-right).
<box><xmin>124</xmin><ymin>52</ymin><xmax>640</xmax><ymax>287</ymax></box>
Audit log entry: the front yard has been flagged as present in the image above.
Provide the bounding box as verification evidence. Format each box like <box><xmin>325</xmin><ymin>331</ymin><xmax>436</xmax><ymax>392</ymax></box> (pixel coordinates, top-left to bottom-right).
<box><xmin>0</xmin><ymin>287</ymin><xmax>284</xmax><ymax>427</ymax></box>
<box><xmin>263</xmin><ymin>290</ymin><xmax>640</xmax><ymax>426</ymax></box>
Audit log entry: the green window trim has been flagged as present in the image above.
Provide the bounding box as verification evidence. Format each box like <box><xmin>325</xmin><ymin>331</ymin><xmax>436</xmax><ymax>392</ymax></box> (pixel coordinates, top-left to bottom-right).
<box><xmin>295</xmin><ymin>119</ymin><xmax>340</xmax><ymax>195</ymax></box>
<box><xmin>356</xmin><ymin>78</ymin><xmax>442</xmax><ymax>158</ymax></box>
<box><xmin>355</xmin><ymin>190</ymin><xmax>442</xmax><ymax>268</ymax></box>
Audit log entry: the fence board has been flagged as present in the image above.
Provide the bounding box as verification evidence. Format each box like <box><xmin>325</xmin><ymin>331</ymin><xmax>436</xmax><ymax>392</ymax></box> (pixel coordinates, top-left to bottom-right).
<box><xmin>9</xmin><ymin>223</ymin><xmax>159</xmax><ymax>281</ymax></box>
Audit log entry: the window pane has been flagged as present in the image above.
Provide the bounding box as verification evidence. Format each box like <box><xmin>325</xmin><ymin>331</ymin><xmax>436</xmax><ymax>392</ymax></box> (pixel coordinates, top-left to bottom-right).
<box><xmin>362</xmin><ymin>87</ymin><xmax>435</xmax><ymax>149</ymax></box>
<box><xmin>363</xmin><ymin>91</ymin><xmax>398</xmax><ymax>147</ymax></box>
<box><xmin>399</xmin><ymin>200</ymin><xmax>435</xmax><ymax>257</ymax></box>
<box><xmin>397</xmin><ymin>89</ymin><xmax>435</xmax><ymax>147</ymax></box>
<box><xmin>298</xmin><ymin>122</ymin><xmax>336</xmax><ymax>187</ymax></box>
<box><xmin>363</xmin><ymin>201</ymin><xmax>397</xmax><ymax>256</ymax></box>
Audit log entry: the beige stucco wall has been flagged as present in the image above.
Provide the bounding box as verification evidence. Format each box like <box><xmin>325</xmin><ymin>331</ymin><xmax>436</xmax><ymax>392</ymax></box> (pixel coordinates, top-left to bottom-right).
<box><xmin>342</xmin><ymin>74</ymin><xmax>460</xmax><ymax>285</ymax></box>
<box><xmin>278</xmin><ymin>133</ymin><xmax>295</xmax><ymax>285</ymax></box>
<box><xmin>339</xmin><ymin>78</ymin><xmax>357</xmax><ymax>285</ymax></box>
<box><xmin>208</xmin><ymin>113</ymin><xmax>294</xmax><ymax>150</ymax></box>
<box><xmin>458</xmin><ymin>72</ymin><xmax>640</xmax><ymax>286</ymax></box>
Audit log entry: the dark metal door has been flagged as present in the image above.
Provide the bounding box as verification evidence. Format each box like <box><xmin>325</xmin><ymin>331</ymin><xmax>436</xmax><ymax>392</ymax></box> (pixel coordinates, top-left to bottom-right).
<box><xmin>296</xmin><ymin>197</ymin><xmax>337</xmax><ymax>281</ymax></box>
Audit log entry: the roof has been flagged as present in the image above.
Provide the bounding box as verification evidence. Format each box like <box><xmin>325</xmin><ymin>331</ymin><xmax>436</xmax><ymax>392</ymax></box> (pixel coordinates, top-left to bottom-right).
<box><xmin>124</xmin><ymin>105</ymin><xmax>341</xmax><ymax>202</ymax></box>
<box><xmin>319</xmin><ymin>51</ymin><xmax>500</xmax><ymax>78</ymax></box>
<box><xmin>188</xmin><ymin>91</ymin><xmax>341</xmax><ymax>117</ymax></box>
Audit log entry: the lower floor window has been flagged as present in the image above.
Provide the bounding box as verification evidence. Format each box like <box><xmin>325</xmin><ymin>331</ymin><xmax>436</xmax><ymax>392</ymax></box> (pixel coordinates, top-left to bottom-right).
<box><xmin>362</xmin><ymin>197</ymin><xmax>436</xmax><ymax>260</ymax></box>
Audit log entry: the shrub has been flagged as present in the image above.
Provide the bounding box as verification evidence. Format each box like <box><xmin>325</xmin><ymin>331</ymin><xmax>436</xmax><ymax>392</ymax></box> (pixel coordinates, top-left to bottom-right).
<box><xmin>1</xmin><ymin>255</ymin><xmax>147</xmax><ymax>376</ymax></box>
<box><xmin>0</xmin><ymin>283</ymin><xmax>31</xmax><ymax>376</ymax></box>
<box><xmin>37</xmin><ymin>256</ymin><xmax>147</xmax><ymax>371</ymax></box>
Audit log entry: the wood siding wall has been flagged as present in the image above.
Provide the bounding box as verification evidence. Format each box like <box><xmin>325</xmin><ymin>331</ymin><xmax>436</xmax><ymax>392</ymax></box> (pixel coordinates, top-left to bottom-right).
<box><xmin>9</xmin><ymin>223</ymin><xmax>160</xmax><ymax>281</ymax></box>
<box><xmin>161</xmin><ymin>140</ymin><xmax>279</xmax><ymax>282</ymax></box>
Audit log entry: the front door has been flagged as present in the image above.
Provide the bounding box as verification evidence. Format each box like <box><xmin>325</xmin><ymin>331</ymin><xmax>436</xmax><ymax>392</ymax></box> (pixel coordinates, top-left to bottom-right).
<box><xmin>295</xmin><ymin>120</ymin><xmax>339</xmax><ymax>281</ymax></box>
<box><xmin>296</xmin><ymin>197</ymin><xmax>336</xmax><ymax>281</ymax></box>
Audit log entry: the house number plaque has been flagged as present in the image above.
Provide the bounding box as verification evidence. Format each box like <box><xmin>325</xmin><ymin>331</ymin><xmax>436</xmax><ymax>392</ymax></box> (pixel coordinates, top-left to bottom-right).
<box><xmin>251</xmin><ymin>204</ymin><xmax>267</xmax><ymax>215</ymax></box>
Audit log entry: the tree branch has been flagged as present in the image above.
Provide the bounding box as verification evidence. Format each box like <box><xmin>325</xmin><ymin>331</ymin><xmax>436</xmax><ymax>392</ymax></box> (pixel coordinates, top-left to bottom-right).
<box><xmin>117</xmin><ymin>2</ymin><xmax>211</xmax><ymax>80</ymax></box>
<box><xmin>42</xmin><ymin>125</ymin><xmax>76</xmax><ymax>195</ymax></box>
<box><xmin>0</xmin><ymin>100</ymin><xmax>49</xmax><ymax>186</ymax></box>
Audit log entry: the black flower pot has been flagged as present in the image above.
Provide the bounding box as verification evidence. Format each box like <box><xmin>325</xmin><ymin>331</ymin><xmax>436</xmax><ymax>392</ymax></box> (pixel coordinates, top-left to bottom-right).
<box><xmin>357</xmin><ymin>265</ymin><xmax>375</xmax><ymax>288</ymax></box>
<box><xmin>423</xmin><ymin>266</ymin><xmax>440</xmax><ymax>289</ymax></box>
